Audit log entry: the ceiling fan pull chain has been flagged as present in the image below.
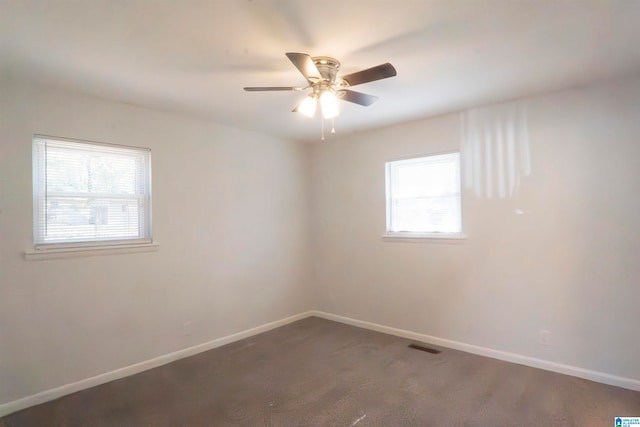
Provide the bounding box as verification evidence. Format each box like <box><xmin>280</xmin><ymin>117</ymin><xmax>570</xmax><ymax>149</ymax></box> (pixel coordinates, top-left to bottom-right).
<box><xmin>331</xmin><ymin>117</ymin><xmax>336</xmax><ymax>134</ymax></box>
<box><xmin>321</xmin><ymin>117</ymin><xmax>325</xmax><ymax>140</ymax></box>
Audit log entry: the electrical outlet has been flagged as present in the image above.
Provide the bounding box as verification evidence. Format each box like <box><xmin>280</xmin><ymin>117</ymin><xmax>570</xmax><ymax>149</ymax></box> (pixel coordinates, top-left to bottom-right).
<box><xmin>539</xmin><ymin>329</ymin><xmax>551</xmax><ymax>346</ymax></box>
<box><xmin>183</xmin><ymin>321</ymin><xmax>193</xmax><ymax>336</ymax></box>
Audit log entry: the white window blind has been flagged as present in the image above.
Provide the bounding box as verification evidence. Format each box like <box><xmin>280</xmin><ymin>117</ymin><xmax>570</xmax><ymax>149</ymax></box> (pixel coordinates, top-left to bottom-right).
<box><xmin>386</xmin><ymin>152</ymin><xmax>461</xmax><ymax>236</ymax></box>
<box><xmin>32</xmin><ymin>135</ymin><xmax>152</xmax><ymax>248</ymax></box>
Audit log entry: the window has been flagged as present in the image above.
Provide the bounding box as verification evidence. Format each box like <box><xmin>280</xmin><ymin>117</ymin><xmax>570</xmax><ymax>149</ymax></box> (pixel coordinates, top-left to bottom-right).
<box><xmin>32</xmin><ymin>135</ymin><xmax>152</xmax><ymax>249</ymax></box>
<box><xmin>385</xmin><ymin>152</ymin><xmax>462</xmax><ymax>238</ymax></box>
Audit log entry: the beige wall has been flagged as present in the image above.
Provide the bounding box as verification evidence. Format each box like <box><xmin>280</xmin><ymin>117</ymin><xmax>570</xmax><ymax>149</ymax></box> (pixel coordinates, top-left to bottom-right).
<box><xmin>0</xmin><ymin>78</ymin><xmax>313</xmax><ymax>404</ymax></box>
<box><xmin>310</xmin><ymin>75</ymin><xmax>640</xmax><ymax>380</ymax></box>
<box><xmin>2</xmin><ymin>72</ymin><xmax>639</xmax><ymax>407</ymax></box>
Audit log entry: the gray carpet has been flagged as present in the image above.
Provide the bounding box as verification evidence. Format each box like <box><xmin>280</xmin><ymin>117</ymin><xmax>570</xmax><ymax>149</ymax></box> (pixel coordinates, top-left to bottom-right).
<box><xmin>2</xmin><ymin>317</ymin><xmax>639</xmax><ymax>426</ymax></box>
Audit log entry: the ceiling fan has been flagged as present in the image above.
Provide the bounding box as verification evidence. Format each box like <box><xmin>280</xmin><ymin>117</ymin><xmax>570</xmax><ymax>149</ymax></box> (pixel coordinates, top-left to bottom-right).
<box><xmin>244</xmin><ymin>52</ymin><xmax>397</xmax><ymax>135</ymax></box>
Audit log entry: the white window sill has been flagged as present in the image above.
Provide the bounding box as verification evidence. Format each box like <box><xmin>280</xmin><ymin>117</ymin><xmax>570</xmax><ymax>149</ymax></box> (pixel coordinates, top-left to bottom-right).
<box><xmin>24</xmin><ymin>242</ymin><xmax>160</xmax><ymax>261</ymax></box>
<box><xmin>382</xmin><ymin>233</ymin><xmax>467</xmax><ymax>243</ymax></box>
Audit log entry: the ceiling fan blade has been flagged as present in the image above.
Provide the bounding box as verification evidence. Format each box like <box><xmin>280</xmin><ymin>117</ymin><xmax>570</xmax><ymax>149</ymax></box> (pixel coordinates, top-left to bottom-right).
<box><xmin>285</xmin><ymin>52</ymin><xmax>321</xmax><ymax>82</ymax></box>
<box><xmin>244</xmin><ymin>86</ymin><xmax>304</xmax><ymax>91</ymax></box>
<box><xmin>339</xmin><ymin>90</ymin><xmax>379</xmax><ymax>106</ymax></box>
<box><xmin>340</xmin><ymin>63</ymin><xmax>397</xmax><ymax>87</ymax></box>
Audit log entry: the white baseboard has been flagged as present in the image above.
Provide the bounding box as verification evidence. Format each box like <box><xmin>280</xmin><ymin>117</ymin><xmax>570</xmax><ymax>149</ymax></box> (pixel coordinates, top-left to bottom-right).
<box><xmin>310</xmin><ymin>310</ymin><xmax>640</xmax><ymax>392</ymax></box>
<box><xmin>0</xmin><ymin>311</ymin><xmax>314</xmax><ymax>418</ymax></box>
<box><xmin>3</xmin><ymin>310</ymin><xmax>638</xmax><ymax>418</ymax></box>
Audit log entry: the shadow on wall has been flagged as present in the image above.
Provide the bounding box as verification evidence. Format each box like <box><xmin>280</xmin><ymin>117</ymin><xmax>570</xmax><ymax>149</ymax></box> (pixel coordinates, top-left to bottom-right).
<box><xmin>462</xmin><ymin>102</ymin><xmax>531</xmax><ymax>200</ymax></box>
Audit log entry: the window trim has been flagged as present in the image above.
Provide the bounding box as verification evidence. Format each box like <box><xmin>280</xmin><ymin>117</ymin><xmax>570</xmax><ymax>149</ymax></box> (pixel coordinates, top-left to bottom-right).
<box><xmin>383</xmin><ymin>151</ymin><xmax>465</xmax><ymax>241</ymax></box>
<box><xmin>381</xmin><ymin>232</ymin><xmax>467</xmax><ymax>242</ymax></box>
<box><xmin>31</xmin><ymin>134</ymin><xmax>153</xmax><ymax>252</ymax></box>
<box><xmin>24</xmin><ymin>241</ymin><xmax>160</xmax><ymax>261</ymax></box>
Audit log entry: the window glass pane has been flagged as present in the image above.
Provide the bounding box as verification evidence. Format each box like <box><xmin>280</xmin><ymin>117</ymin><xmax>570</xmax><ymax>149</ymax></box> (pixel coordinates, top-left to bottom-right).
<box><xmin>44</xmin><ymin>197</ymin><xmax>143</xmax><ymax>242</ymax></box>
<box><xmin>46</xmin><ymin>148</ymin><xmax>138</xmax><ymax>194</ymax></box>
<box><xmin>396</xmin><ymin>160</ymin><xmax>459</xmax><ymax>197</ymax></box>
<box><xmin>392</xmin><ymin>196</ymin><xmax>460</xmax><ymax>232</ymax></box>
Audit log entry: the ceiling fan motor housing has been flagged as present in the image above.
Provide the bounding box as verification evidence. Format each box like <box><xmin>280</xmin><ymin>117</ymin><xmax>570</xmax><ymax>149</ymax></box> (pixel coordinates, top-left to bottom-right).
<box><xmin>312</xmin><ymin>57</ymin><xmax>341</xmax><ymax>84</ymax></box>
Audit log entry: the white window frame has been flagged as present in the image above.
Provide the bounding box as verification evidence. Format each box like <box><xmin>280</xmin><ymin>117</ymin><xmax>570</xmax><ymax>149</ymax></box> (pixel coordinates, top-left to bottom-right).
<box><xmin>384</xmin><ymin>152</ymin><xmax>464</xmax><ymax>241</ymax></box>
<box><xmin>28</xmin><ymin>135</ymin><xmax>157</xmax><ymax>259</ymax></box>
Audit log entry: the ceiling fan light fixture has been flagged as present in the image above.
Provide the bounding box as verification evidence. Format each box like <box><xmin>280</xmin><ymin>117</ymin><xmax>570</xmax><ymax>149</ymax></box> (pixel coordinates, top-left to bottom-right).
<box><xmin>297</xmin><ymin>94</ymin><xmax>317</xmax><ymax>118</ymax></box>
<box><xmin>245</xmin><ymin>52</ymin><xmax>397</xmax><ymax>138</ymax></box>
<box><xmin>320</xmin><ymin>90</ymin><xmax>339</xmax><ymax>119</ymax></box>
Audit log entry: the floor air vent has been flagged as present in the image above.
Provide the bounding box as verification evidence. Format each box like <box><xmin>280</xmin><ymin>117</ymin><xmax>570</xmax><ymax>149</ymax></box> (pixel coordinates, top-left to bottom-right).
<box><xmin>408</xmin><ymin>343</ymin><xmax>441</xmax><ymax>354</ymax></box>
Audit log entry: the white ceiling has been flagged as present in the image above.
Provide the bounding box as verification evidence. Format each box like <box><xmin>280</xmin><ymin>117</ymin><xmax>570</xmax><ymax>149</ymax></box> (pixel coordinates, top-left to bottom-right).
<box><xmin>2</xmin><ymin>0</ymin><xmax>640</xmax><ymax>142</ymax></box>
